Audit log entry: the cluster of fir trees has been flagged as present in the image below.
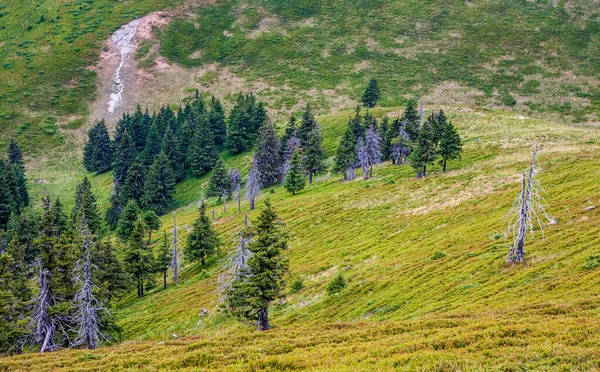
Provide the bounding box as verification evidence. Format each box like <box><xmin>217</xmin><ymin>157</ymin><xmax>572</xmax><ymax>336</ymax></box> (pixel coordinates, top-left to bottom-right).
<box><xmin>334</xmin><ymin>100</ymin><xmax>462</xmax><ymax>180</ymax></box>
<box><xmin>206</xmin><ymin>103</ymin><xmax>327</xmax><ymax>202</ymax></box>
<box><xmin>0</xmin><ymin>176</ymin><xmax>129</xmax><ymax>354</ymax></box>
<box><xmin>0</xmin><ymin>139</ymin><xmax>30</xmax><ymax>229</ymax></box>
<box><xmin>83</xmin><ymin>92</ymin><xmax>266</xmax><ymax>230</ymax></box>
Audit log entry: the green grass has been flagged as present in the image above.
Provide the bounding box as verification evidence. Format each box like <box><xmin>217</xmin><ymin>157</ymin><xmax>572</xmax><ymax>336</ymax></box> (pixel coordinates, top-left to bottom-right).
<box><xmin>158</xmin><ymin>0</ymin><xmax>600</xmax><ymax>120</ymax></box>
<box><xmin>5</xmin><ymin>107</ymin><xmax>598</xmax><ymax>370</ymax></box>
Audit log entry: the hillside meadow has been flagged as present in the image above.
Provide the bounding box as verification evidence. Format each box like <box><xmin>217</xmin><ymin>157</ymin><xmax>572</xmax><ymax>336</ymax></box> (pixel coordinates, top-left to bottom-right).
<box><xmin>5</xmin><ymin>107</ymin><xmax>599</xmax><ymax>370</ymax></box>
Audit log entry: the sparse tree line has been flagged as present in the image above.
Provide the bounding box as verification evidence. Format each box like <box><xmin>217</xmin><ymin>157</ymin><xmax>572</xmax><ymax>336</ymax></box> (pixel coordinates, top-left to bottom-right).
<box><xmin>334</xmin><ymin>99</ymin><xmax>463</xmax><ymax>181</ymax></box>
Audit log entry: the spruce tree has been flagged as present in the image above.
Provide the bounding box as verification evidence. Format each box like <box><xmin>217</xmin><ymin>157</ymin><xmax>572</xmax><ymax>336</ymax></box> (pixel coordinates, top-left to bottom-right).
<box><xmin>400</xmin><ymin>99</ymin><xmax>421</xmax><ymax>142</ymax></box>
<box><xmin>72</xmin><ymin>177</ymin><xmax>101</xmax><ymax>234</ymax></box>
<box><xmin>284</xmin><ymin>151</ymin><xmax>305</xmax><ymax>195</ymax></box>
<box><xmin>141</xmin><ymin>123</ymin><xmax>162</xmax><ymax>166</ymax></box>
<box><xmin>113</xmin><ymin>129</ymin><xmax>137</xmax><ymax>187</ymax></box>
<box><xmin>7</xmin><ymin>138</ymin><xmax>24</xmax><ymax>171</ymax></box>
<box><xmin>162</xmin><ymin>125</ymin><xmax>185</xmax><ymax>181</ymax></box>
<box><xmin>379</xmin><ymin>117</ymin><xmax>391</xmax><ymax>162</ymax></box>
<box><xmin>207</xmin><ymin>158</ymin><xmax>231</xmax><ymax>198</ymax></box>
<box><xmin>122</xmin><ymin>160</ymin><xmax>146</xmax><ymax>206</ymax></box>
<box><xmin>142</xmin><ymin>210</ymin><xmax>161</xmax><ymax>243</ymax></box>
<box><xmin>105</xmin><ymin>185</ymin><xmax>125</xmax><ymax>230</ymax></box>
<box><xmin>255</xmin><ymin>121</ymin><xmax>282</xmax><ymax>187</ymax></box>
<box><xmin>438</xmin><ymin>119</ymin><xmax>462</xmax><ymax>172</ymax></box>
<box><xmin>154</xmin><ymin>231</ymin><xmax>172</xmax><ymax>290</ymax></box>
<box><xmin>333</xmin><ymin>123</ymin><xmax>358</xmax><ymax>180</ymax></box>
<box><xmin>226</xmin><ymin>93</ymin><xmax>266</xmax><ymax>153</ymax></box>
<box><xmin>123</xmin><ymin>219</ymin><xmax>152</xmax><ymax>297</ymax></box>
<box><xmin>298</xmin><ymin>104</ymin><xmax>316</xmax><ymax>146</ymax></box>
<box><xmin>143</xmin><ymin>152</ymin><xmax>176</xmax><ymax>215</ymax></box>
<box><xmin>301</xmin><ymin>123</ymin><xmax>326</xmax><ymax>184</ymax></box>
<box><xmin>83</xmin><ymin>121</ymin><xmax>114</xmax><ymax>173</ymax></box>
<box><xmin>129</xmin><ymin>105</ymin><xmax>149</xmax><ymax>152</ymax></box>
<box><xmin>91</xmin><ymin>239</ymin><xmax>128</xmax><ymax>303</ymax></box>
<box><xmin>188</xmin><ymin>116</ymin><xmax>218</xmax><ymax>176</ymax></box>
<box><xmin>116</xmin><ymin>200</ymin><xmax>140</xmax><ymax>240</ymax></box>
<box><xmin>361</xmin><ymin>78</ymin><xmax>381</xmax><ymax>108</ymax></box>
<box><xmin>0</xmin><ymin>161</ymin><xmax>16</xmax><ymax>228</ymax></box>
<box><xmin>408</xmin><ymin>115</ymin><xmax>437</xmax><ymax>177</ymax></box>
<box><xmin>184</xmin><ymin>203</ymin><xmax>221</xmax><ymax>265</ymax></box>
<box><xmin>225</xmin><ymin>199</ymin><xmax>288</xmax><ymax>331</ymax></box>
<box><xmin>208</xmin><ymin>96</ymin><xmax>227</xmax><ymax>148</ymax></box>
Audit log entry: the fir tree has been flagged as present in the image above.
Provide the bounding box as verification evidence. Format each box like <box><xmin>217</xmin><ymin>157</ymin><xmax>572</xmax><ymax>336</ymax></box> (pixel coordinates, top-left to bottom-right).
<box><xmin>122</xmin><ymin>160</ymin><xmax>146</xmax><ymax>206</ymax></box>
<box><xmin>284</xmin><ymin>151</ymin><xmax>305</xmax><ymax>195</ymax></box>
<box><xmin>207</xmin><ymin>158</ymin><xmax>231</xmax><ymax>198</ymax></box>
<box><xmin>301</xmin><ymin>123</ymin><xmax>327</xmax><ymax>184</ymax></box>
<box><xmin>246</xmin><ymin>154</ymin><xmax>262</xmax><ymax>211</ymax></box>
<box><xmin>437</xmin><ymin>119</ymin><xmax>462</xmax><ymax>172</ymax></box>
<box><xmin>142</xmin><ymin>210</ymin><xmax>161</xmax><ymax>243</ymax></box>
<box><xmin>184</xmin><ymin>203</ymin><xmax>221</xmax><ymax>266</ymax></box>
<box><xmin>143</xmin><ymin>152</ymin><xmax>176</xmax><ymax>215</ymax></box>
<box><xmin>91</xmin><ymin>239</ymin><xmax>129</xmax><ymax>303</ymax></box>
<box><xmin>226</xmin><ymin>93</ymin><xmax>267</xmax><ymax>154</ymax></box>
<box><xmin>408</xmin><ymin>115</ymin><xmax>437</xmax><ymax>177</ymax></box>
<box><xmin>279</xmin><ymin>113</ymin><xmax>297</xmax><ymax>160</ymax></box>
<box><xmin>116</xmin><ymin>200</ymin><xmax>140</xmax><ymax>240</ymax></box>
<box><xmin>297</xmin><ymin>104</ymin><xmax>316</xmax><ymax>146</ymax></box>
<box><xmin>255</xmin><ymin>121</ymin><xmax>282</xmax><ymax>187</ymax></box>
<box><xmin>379</xmin><ymin>117</ymin><xmax>391</xmax><ymax>162</ymax></box>
<box><xmin>0</xmin><ymin>160</ymin><xmax>16</xmax><ymax>228</ymax></box>
<box><xmin>129</xmin><ymin>105</ymin><xmax>149</xmax><ymax>152</ymax></box>
<box><xmin>361</xmin><ymin>78</ymin><xmax>381</xmax><ymax>108</ymax></box>
<box><xmin>72</xmin><ymin>177</ymin><xmax>101</xmax><ymax>234</ymax></box>
<box><xmin>155</xmin><ymin>231</ymin><xmax>172</xmax><ymax>290</ymax></box>
<box><xmin>400</xmin><ymin>99</ymin><xmax>421</xmax><ymax>141</ymax></box>
<box><xmin>113</xmin><ymin>130</ymin><xmax>137</xmax><ymax>187</ymax></box>
<box><xmin>141</xmin><ymin>123</ymin><xmax>162</xmax><ymax>166</ymax></box>
<box><xmin>7</xmin><ymin>138</ymin><xmax>24</xmax><ymax>171</ymax></box>
<box><xmin>208</xmin><ymin>96</ymin><xmax>227</xmax><ymax>148</ymax></box>
<box><xmin>105</xmin><ymin>185</ymin><xmax>125</xmax><ymax>230</ymax></box>
<box><xmin>83</xmin><ymin>120</ymin><xmax>114</xmax><ymax>173</ymax></box>
<box><xmin>188</xmin><ymin>116</ymin><xmax>218</xmax><ymax>176</ymax></box>
<box><xmin>333</xmin><ymin>123</ymin><xmax>358</xmax><ymax>180</ymax></box>
<box><xmin>123</xmin><ymin>219</ymin><xmax>152</xmax><ymax>297</ymax></box>
<box><xmin>162</xmin><ymin>126</ymin><xmax>185</xmax><ymax>181</ymax></box>
<box><xmin>225</xmin><ymin>199</ymin><xmax>288</xmax><ymax>331</ymax></box>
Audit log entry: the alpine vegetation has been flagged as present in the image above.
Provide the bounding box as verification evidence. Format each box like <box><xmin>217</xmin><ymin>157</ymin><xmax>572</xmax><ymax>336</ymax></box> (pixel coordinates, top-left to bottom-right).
<box><xmin>224</xmin><ymin>200</ymin><xmax>288</xmax><ymax>331</ymax></box>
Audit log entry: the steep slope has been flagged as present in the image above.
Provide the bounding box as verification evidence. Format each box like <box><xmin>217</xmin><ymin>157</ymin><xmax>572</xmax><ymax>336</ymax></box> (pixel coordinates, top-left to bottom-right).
<box><xmin>3</xmin><ymin>107</ymin><xmax>599</xmax><ymax>370</ymax></box>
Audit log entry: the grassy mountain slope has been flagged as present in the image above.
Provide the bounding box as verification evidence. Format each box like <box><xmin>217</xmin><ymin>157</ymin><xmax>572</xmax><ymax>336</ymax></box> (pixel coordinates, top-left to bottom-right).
<box><xmin>3</xmin><ymin>107</ymin><xmax>599</xmax><ymax>370</ymax></box>
<box><xmin>157</xmin><ymin>0</ymin><xmax>600</xmax><ymax>121</ymax></box>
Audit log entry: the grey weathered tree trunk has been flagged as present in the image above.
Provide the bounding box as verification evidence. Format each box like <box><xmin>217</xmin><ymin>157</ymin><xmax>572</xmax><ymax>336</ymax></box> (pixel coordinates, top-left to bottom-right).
<box><xmin>172</xmin><ymin>214</ymin><xmax>178</xmax><ymax>285</ymax></box>
<box><xmin>237</xmin><ymin>188</ymin><xmax>241</xmax><ymax>213</ymax></box>
<box><xmin>505</xmin><ymin>145</ymin><xmax>551</xmax><ymax>264</ymax></box>
<box><xmin>73</xmin><ymin>219</ymin><xmax>108</xmax><ymax>350</ymax></box>
<box><xmin>32</xmin><ymin>260</ymin><xmax>55</xmax><ymax>353</ymax></box>
<box><xmin>223</xmin><ymin>190</ymin><xmax>227</xmax><ymax>214</ymax></box>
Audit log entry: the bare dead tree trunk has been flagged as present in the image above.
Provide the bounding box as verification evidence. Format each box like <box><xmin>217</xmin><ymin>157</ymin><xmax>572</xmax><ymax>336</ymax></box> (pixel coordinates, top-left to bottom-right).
<box><xmin>250</xmin><ymin>197</ymin><xmax>255</xmax><ymax>211</ymax></box>
<box><xmin>73</xmin><ymin>219</ymin><xmax>108</xmax><ymax>350</ymax></box>
<box><xmin>212</xmin><ymin>209</ymin><xmax>215</xmax><ymax>222</ymax></box>
<box><xmin>423</xmin><ymin>165</ymin><xmax>427</xmax><ymax>177</ymax></box>
<box><xmin>258</xmin><ymin>306</ymin><xmax>269</xmax><ymax>331</ymax></box>
<box><xmin>223</xmin><ymin>191</ymin><xmax>227</xmax><ymax>214</ymax></box>
<box><xmin>172</xmin><ymin>214</ymin><xmax>179</xmax><ymax>285</ymax></box>
<box><xmin>163</xmin><ymin>272</ymin><xmax>167</xmax><ymax>290</ymax></box>
<box><xmin>244</xmin><ymin>214</ymin><xmax>249</xmax><ymax>227</ymax></box>
<box><xmin>238</xmin><ymin>188</ymin><xmax>241</xmax><ymax>213</ymax></box>
<box><xmin>33</xmin><ymin>260</ymin><xmax>55</xmax><ymax>353</ymax></box>
<box><xmin>506</xmin><ymin>145</ymin><xmax>551</xmax><ymax>264</ymax></box>
<box><xmin>443</xmin><ymin>160</ymin><xmax>447</xmax><ymax>173</ymax></box>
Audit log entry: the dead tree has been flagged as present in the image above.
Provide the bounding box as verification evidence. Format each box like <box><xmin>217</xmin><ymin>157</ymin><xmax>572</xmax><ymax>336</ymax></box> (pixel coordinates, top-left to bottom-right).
<box><xmin>245</xmin><ymin>154</ymin><xmax>262</xmax><ymax>211</ymax></box>
<box><xmin>218</xmin><ymin>231</ymin><xmax>253</xmax><ymax>300</ymax></box>
<box><xmin>229</xmin><ymin>169</ymin><xmax>242</xmax><ymax>213</ymax></box>
<box><xmin>281</xmin><ymin>135</ymin><xmax>301</xmax><ymax>182</ymax></box>
<box><xmin>505</xmin><ymin>146</ymin><xmax>552</xmax><ymax>264</ymax></box>
<box><xmin>172</xmin><ymin>214</ymin><xmax>179</xmax><ymax>284</ymax></box>
<box><xmin>30</xmin><ymin>260</ymin><xmax>56</xmax><ymax>353</ymax></box>
<box><xmin>72</xmin><ymin>220</ymin><xmax>108</xmax><ymax>349</ymax></box>
<box><xmin>390</xmin><ymin>120</ymin><xmax>411</xmax><ymax>165</ymax></box>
